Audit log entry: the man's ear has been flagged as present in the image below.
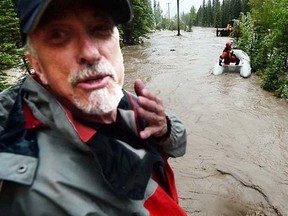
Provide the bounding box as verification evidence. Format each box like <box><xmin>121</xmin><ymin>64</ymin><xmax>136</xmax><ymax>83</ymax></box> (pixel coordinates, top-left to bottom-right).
<box><xmin>26</xmin><ymin>53</ymin><xmax>48</xmax><ymax>85</ymax></box>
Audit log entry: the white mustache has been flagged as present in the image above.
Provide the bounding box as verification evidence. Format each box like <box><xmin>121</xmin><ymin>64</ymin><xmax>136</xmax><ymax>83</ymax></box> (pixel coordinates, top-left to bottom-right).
<box><xmin>68</xmin><ymin>62</ymin><xmax>117</xmax><ymax>85</ymax></box>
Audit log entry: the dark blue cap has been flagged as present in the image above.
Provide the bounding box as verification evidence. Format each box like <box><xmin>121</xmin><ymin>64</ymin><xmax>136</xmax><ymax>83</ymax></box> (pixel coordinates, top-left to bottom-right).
<box><xmin>14</xmin><ymin>0</ymin><xmax>133</xmax><ymax>34</ymax></box>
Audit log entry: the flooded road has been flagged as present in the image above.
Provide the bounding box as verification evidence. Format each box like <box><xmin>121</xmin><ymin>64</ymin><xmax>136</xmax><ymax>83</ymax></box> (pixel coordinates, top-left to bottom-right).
<box><xmin>123</xmin><ymin>27</ymin><xmax>288</xmax><ymax>216</ymax></box>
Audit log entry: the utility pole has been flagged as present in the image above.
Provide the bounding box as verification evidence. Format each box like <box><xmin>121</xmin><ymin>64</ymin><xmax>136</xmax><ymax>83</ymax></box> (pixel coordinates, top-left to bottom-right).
<box><xmin>177</xmin><ymin>0</ymin><xmax>180</xmax><ymax>36</ymax></box>
<box><xmin>167</xmin><ymin>2</ymin><xmax>171</xmax><ymax>21</ymax></box>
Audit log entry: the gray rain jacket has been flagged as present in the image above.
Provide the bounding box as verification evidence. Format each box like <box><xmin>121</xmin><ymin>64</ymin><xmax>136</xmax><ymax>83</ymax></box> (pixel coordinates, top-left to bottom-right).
<box><xmin>0</xmin><ymin>76</ymin><xmax>187</xmax><ymax>216</ymax></box>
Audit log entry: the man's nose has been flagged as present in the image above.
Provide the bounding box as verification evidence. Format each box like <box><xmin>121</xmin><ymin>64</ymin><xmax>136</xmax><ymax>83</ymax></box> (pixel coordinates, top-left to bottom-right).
<box><xmin>78</xmin><ymin>36</ymin><xmax>101</xmax><ymax>65</ymax></box>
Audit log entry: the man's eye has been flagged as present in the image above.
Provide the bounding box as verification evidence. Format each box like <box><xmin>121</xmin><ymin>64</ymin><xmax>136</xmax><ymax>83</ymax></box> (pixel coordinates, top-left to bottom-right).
<box><xmin>52</xmin><ymin>31</ymin><xmax>65</xmax><ymax>38</ymax></box>
<box><xmin>90</xmin><ymin>26</ymin><xmax>113</xmax><ymax>37</ymax></box>
<box><xmin>47</xmin><ymin>30</ymin><xmax>69</xmax><ymax>44</ymax></box>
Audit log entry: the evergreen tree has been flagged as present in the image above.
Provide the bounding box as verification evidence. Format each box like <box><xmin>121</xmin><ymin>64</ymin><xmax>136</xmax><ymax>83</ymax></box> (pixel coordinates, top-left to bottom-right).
<box><xmin>207</xmin><ymin>0</ymin><xmax>213</xmax><ymax>27</ymax></box>
<box><xmin>214</xmin><ymin>0</ymin><xmax>222</xmax><ymax>27</ymax></box>
<box><xmin>194</xmin><ymin>0</ymin><xmax>250</xmax><ymax>27</ymax></box>
<box><xmin>154</xmin><ymin>1</ymin><xmax>163</xmax><ymax>30</ymax></box>
<box><xmin>121</xmin><ymin>0</ymin><xmax>154</xmax><ymax>45</ymax></box>
<box><xmin>144</xmin><ymin>0</ymin><xmax>156</xmax><ymax>30</ymax></box>
<box><xmin>221</xmin><ymin>0</ymin><xmax>230</xmax><ymax>27</ymax></box>
<box><xmin>241</xmin><ymin>0</ymin><xmax>250</xmax><ymax>14</ymax></box>
<box><xmin>0</xmin><ymin>0</ymin><xmax>23</xmax><ymax>91</ymax></box>
<box><xmin>180</xmin><ymin>6</ymin><xmax>196</xmax><ymax>32</ymax></box>
<box><xmin>233</xmin><ymin>0</ymin><xmax>242</xmax><ymax>19</ymax></box>
<box><xmin>189</xmin><ymin>6</ymin><xmax>197</xmax><ymax>30</ymax></box>
<box><xmin>195</xmin><ymin>6</ymin><xmax>204</xmax><ymax>26</ymax></box>
<box><xmin>0</xmin><ymin>0</ymin><xmax>23</xmax><ymax>71</ymax></box>
<box><xmin>202</xmin><ymin>0</ymin><xmax>208</xmax><ymax>26</ymax></box>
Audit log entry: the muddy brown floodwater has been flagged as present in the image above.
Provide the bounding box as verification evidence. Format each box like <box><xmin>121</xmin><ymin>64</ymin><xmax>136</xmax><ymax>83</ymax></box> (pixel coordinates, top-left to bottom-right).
<box><xmin>122</xmin><ymin>27</ymin><xmax>288</xmax><ymax>216</ymax></box>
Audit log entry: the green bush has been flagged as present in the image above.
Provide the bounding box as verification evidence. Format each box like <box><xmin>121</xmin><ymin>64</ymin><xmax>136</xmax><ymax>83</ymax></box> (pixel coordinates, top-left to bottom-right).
<box><xmin>261</xmin><ymin>49</ymin><xmax>286</xmax><ymax>93</ymax></box>
<box><xmin>235</xmin><ymin>3</ymin><xmax>288</xmax><ymax>99</ymax></box>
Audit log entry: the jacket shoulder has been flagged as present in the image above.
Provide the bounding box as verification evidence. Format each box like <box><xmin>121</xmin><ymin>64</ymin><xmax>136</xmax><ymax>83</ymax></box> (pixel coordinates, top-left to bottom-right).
<box><xmin>0</xmin><ymin>84</ymin><xmax>22</xmax><ymax>132</ymax></box>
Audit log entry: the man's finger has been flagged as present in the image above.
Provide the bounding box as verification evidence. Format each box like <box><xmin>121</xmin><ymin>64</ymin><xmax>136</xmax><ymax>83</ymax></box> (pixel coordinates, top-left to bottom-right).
<box><xmin>134</xmin><ymin>79</ymin><xmax>145</xmax><ymax>96</ymax></box>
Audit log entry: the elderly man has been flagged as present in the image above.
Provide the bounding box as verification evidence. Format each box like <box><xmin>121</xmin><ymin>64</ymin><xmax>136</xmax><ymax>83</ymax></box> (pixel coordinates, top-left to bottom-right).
<box><xmin>0</xmin><ymin>0</ymin><xmax>187</xmax><ymax>215</ymax></box>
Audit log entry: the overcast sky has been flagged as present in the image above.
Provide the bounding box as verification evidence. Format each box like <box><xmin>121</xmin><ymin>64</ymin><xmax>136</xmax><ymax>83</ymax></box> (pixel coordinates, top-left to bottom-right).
<box><xmin>157</xmin><ymin>0</ymin><xmax>203</xmax><ymax>17</ymax></box>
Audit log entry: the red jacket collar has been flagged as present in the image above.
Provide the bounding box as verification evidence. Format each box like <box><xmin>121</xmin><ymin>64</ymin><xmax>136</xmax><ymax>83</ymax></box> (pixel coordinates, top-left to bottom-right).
<box><xmin>23</xmin><ymin>102</ymin><xmax>96</xmax><ymax>142</ymax></box>
<box><xmin>63</xmin><ymin>107</ymin><xmax>97</xmax><ymax>142</ymax></box>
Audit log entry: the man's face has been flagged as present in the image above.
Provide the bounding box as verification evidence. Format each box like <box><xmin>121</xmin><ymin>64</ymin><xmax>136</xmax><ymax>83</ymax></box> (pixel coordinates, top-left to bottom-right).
<box><xmin>27</xmin><ymin>2</ymin><xmax>125</xmax><ymax>116</ymax></box>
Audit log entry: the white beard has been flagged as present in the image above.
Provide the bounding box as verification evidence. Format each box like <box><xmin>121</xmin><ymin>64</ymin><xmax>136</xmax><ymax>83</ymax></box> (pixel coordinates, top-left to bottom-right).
<box><xmin>73</xmin><ymin>84</ymin><xmax>123</xmax><ymax>115</ymax></box>
<box><xmin>68</xmin><ymin>61</ymin><xmax>124</xmax><ymax>115</ymax></box>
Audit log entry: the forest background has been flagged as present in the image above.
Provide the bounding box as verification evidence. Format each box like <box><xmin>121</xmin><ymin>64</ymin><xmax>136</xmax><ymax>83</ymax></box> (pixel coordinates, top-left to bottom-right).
<box><xmin>0</xmin><ymin>0</ymin><xmax>287</xmax><ymax>98</ymax></box>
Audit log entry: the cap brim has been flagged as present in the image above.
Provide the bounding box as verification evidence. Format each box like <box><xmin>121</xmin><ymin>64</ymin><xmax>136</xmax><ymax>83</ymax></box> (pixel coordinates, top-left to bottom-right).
<box><xmin>18</xmin><ymin>0</ymin><xmax>133</xmax><ymax>34</ymax></box>
<box><xmin>101</xmin><ymin>0</ymin><xmax>133</xmax><ymax>25</ymax></box>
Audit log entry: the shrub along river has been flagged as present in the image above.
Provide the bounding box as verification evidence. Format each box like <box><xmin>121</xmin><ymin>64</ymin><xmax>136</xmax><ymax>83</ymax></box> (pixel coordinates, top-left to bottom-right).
<box><xmin>123</xmin><ymin>27</ymin><xmax>288</xmax><ymax>216</ymax></box>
